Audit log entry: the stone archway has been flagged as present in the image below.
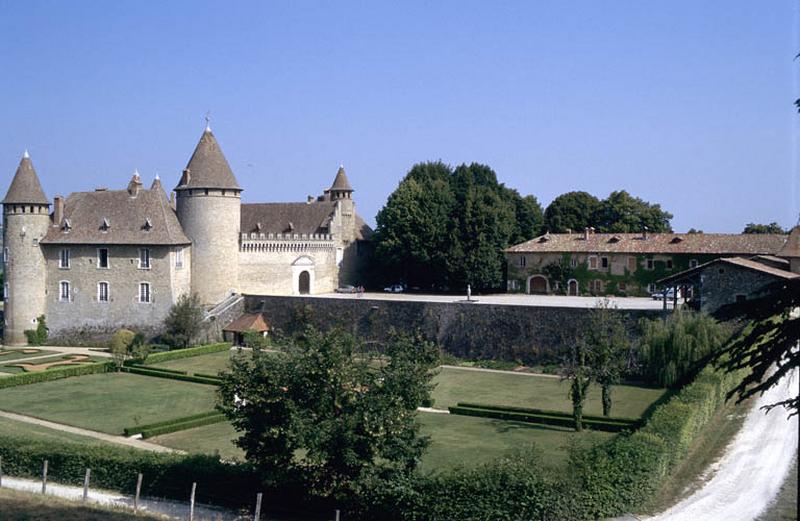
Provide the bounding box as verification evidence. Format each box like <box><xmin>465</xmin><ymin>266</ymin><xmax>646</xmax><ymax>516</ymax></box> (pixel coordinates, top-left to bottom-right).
<box><xmin>567</xmin><ymin>279</ymin><xmax>579</xmax><ymax>296</ymax></box>
<box><xmin>527</xmin><ymin>275</ymin><xmax>549</xmax><ymax>295</ymax></box>
<box><xmin>298</xmin><ymin>271</ymin><xmax>310</xmax><ymax>294</ymax></box>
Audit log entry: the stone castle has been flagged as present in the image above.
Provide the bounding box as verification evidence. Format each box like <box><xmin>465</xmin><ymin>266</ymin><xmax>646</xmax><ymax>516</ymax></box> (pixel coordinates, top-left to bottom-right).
<box><xmin>2</xmin><ymin>127</ymin><xmax>372</xmax><ymax>344</ymax></box>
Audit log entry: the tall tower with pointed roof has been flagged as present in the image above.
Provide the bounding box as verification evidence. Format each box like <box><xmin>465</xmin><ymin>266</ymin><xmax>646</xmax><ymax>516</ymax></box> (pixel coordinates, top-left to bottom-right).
<box><xmin>2</xmin><ymin>152</ymin><xmax>51</xmax><ymax>344</ymax></box>
<box><xmin>327</xmin><ymin>165</ymin><xmax>360</xmax><ymax>282</ymax></box>
<box><xmin>175</xmin><ymin>127</ymin><xmax>242</xmax><ymax>305</ymax></box>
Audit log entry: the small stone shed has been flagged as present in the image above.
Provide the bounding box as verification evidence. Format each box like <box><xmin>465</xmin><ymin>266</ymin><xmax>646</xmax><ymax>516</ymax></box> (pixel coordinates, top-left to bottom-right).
<box><xmin>222</xmin><ymin>312</ymin><xmax>270</xmax><ymax>346</ymax></box>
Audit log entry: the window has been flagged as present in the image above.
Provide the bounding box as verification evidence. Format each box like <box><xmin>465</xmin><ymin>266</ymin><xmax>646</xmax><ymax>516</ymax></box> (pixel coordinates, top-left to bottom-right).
<box><xmin>175</xmin><ymin>248</ymin><xmax>184</xmax><ymax>269</ymax></box>
<box><xmin>588</xmin><ymin>256</ymin><xmax>598</xmax><ymax>270</ymax></box>
<box><xmin>3</xmin><ymin>247</ymin><xmax>7</xmax><ymax>263</ymax></box>
<box><xmin>519</xmin><ymin>256</ymin><xmax>526</xmax><ymax>268</ymax></box>
<box><xmin>570</xmin><ymin>257</ymin><xmax>578</xmax><ymax>268</ymax></box>
<box><xmin>591</xmin><ymin>280</ymin><xmax>604</xmax><ymax>294</ymax></box>
<box><xmin>666</xmin><ymin>259</ymin><xmax>673</xmax><ymax>270</ymax></box>
<box><xmin>59</xmin><ymin>281</ymin><xmax>71</xmax><ymax>302</ymax></box>
<box><xmin>628</xmin><ymin>256</ymin><xmax>637</xmax><ymax>270</ymax></box>
<box><xmin>645</xmin><ymin>258</ymin><xmax>654</xmax><ymax>270</ymax></box>
<box><xmin>647</xmin><ymin>283</ymin><xmax>657</xmax><ymax>293</ymax></box>
<box><xmin>601</xmin><ymin>257</ymin><xmax>609</xmax><ymax>269</ymax></box>
<box><xmin>59</xmin><ymin>249</ymin><xmax>70</xmax><ymax>269</ymax></box>
<box><xmin>139</xmin><ymin>282</ymin><xmax>151</xmax><ymax>303</ymax></box>
<box><xmin>3</xmin><ymin>282</ymin><xmax>8</xmax><ymax>300</ymax></box>
<box><xmin>139</xmin><ymin>248</ymin><xmax>151</xmax><ymax>269</ymax></box>
<box><xmin>689</xmin><ymin>259</ymin><xmax>699</xmax><ymax>268</ymax></box>
<box><xmin>618</xmin><ymin>281</ymin><xmax>627</xmax><ymax>292</ymax></box>
<box><xmin>97</xmin><ymin>248</ymin><xmax>109</xmax><ymax>269</ymax></box>
<box><xmin>98</xmin><ymin>282</ymin><xmax>109</xmax><ymax>302</ymax></box>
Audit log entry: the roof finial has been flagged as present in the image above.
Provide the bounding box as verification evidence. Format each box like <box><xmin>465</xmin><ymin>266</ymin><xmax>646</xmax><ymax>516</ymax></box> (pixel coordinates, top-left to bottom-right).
<box><xmin>155</xmin><ymin>173</ymin><xmax>160</xmax><ymax>180</ymax></box>
<box><xmin>23</xmin><ymin>149</ymin><xmax>30</xmax><ymax>159</ymax></box>
<box><xmin>133</xmin><ymin>168</ymin><xmax>140</xmax><ymax>178</ymax></box>
<box><xmin>204</xmin><ymin>111</ymin><xmax>211</xmax><ymax>132</ymax></box>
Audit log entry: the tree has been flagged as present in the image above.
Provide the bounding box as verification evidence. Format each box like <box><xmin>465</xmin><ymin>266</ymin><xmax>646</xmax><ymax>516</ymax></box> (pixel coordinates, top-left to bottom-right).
<box><xmin>217</xmin><ymin>328</ymin><xmax>439</xmax><ymax>499</ymax></box>
<box><xmin>24</xmin><ymin>315</ymin><xmax>48</xmax><ymax>346</ymax></box>
<box><xmin>742</xmin><ymin>222</ymin><xmax>787</xmax><ymax>234</ymax></box>
<box><xmin>591</xmin><ymin>190</ymin><xmax>673</xmax><ymax>233</ymax></box>
<box><xmin>542</xmin><ymin>191</ymin><xmax>601</xmax><ymax>233</ymax></box>
<box><xmin>714</xmin><ymin>278</ymin><xmax>800</xmax><ymax>416</ymax></box>
<box><xmin>163</xmin><ymin>293</ymin><xmax>204</xmax><ymax>348</ymax></box>
<box><xmin>585</xmin><ymin>300</ymin><xmax>632</xmax><ymax>416</ymax></box>
<box><xmin>562</xmin><ymin>337</ymin><xmax>593</xmax><ymax>431</ymax></box>
<box><xmin>507</xmin><ymin>191</ymin><xmax>544</xmax><ymax>244</ymax></box>
<box><xmin>110</xmin><ymin>329</ymin><xmax>136</xmax><ymax>370</ymax></box>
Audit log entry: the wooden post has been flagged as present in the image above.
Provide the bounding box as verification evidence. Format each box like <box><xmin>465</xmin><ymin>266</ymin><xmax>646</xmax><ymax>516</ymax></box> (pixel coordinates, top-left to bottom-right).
<box><xmin>254</xmin><ymin>492</ymin><xmax>263</xmax><ymax>521</ymax></box>
<box><xmin>189</xmin><ymin>482</ymin><xmax>197</xmax><ymax>521</ymax></box>
<box><xmin>0</xmin><ymin>455</ymin><xmax>3</xmax><ymax>488</ymax></box>
<box><xmin>41</xmin><ymin>460</ymin><xmax>48</xmax><ymax>494</ymax></box>
<box><xmin>83</xmin><ymin>468</ymin><xmax>91</xmax><ymax>502</ymax></box>
<box><xmin>134</xmin><ymin>473</ymin><xmax>143</xmax><ymax>511</ymax></box>
<box><xmin>335</xmin><ymin>509</ymin><xmax>340</xmax><ymax>521</ymax></box>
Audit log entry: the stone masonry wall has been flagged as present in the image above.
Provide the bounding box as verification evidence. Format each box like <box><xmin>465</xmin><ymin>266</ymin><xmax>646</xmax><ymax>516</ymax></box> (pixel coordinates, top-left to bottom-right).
<box><xmin>244</xmin><ymin>295</ymin><xmax>661</xmax><ymax>363</ymax></box>
<box><xmin>701</xmin><ymin>264</ymin><xmax>779</xmax><ymax>315</ymax></box>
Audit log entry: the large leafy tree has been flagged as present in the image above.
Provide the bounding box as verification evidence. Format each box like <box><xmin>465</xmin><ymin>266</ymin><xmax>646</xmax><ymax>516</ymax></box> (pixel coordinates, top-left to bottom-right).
<box><xmin>591</xmin><ymin>190</ymin><xmax>673</xmax><ymax>233</ymax></box>
<box><xmin>373</xmin><ymin>161</ymin><xmax>541</xmax><ymax>291</ymax></box>
<box><xmin>542</xmin><ymin>191</ymin><xmax>601</xmax><ymax>233</ymax></box>
<box><xmin>742</xmin><ymin>222</ymin><xmax>787</xmax><ymax>234</ymax></box>
<box><xmin>217</xmin><ymin>328</ymin><xmax>439</xmax><ymax>499</ymax></box>
<box><xmin>585</xmin><ymin>300</ymin><xmax>632</xmax><ymax>416</ymax></box>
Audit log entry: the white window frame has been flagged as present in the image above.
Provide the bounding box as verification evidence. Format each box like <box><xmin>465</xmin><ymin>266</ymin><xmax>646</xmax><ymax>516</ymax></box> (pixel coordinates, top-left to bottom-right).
<box><xmin>59</xmin><ymin>280</ymin><xmax>71</xmax><ymax>302</ymax></box>
<box><xmin>139</xmin><ymin>248</ymin><xmax>151</xmax><ymax>270</ymax></box>
<box><xmin>570</xmin><ymin>257</ymin><xmax>578</xmax><ymax>268</ymax></box>
<box><xmin>97</xmin><ymin>281</ymin><xmax>109</xmax><ymax>303</ymax></box>
<box><xmin>139</xmin><ymin>282</ymin><xmax>151</xmax><ymax>303</ymax></box>
<box><xmin>519</xmin><ymin>256</ymin><xmax>526</xmax><ymax>268</ymax></box>
<box><xmin>645</xmin><ymin>258</ymin><xmax>655</xmax><ymax>270</ymax></box>
<box><xmin>97</xmin><ymin>248</ymin><xmax>110</xmax><ymax>269</ymax></box>
<box><xmin>59</xmin><ymin>248</ymin><xmax>71</xmax><ymax>269</ymax></box>
<box><xmin>3</xmin><ymin>282</ymin><xmax>8</xmax><ymax>301</ymax></box>
<box><xmin>689</xmin><ymin>259</ymin><xmax>699</xmax><ymax>269</ymax></box>
<box><xmin>647</xmin><ymin>283</ymin><xmax>657</xmax><ymax>294</ymax></box>
<box><xmin>175</xmin><ymin>248</ymin><xmax>184</xmax><ymax>269</ymax></box>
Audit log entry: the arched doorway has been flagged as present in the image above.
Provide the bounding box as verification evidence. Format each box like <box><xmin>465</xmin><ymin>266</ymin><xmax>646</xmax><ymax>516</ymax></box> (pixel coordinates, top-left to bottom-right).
<box><xmin>527</xmin><ymin>275</ymin><xmax>549</xmax><ymax>295</ymax></box>
<box><xmin>567</xmin><ymin>279</ymin><xmax>578</xmax><ymax>296</ymax></box>
<box><xmin>298</xmin><ymin>271</ymin><xmax>310</xmax><ymax>294</ymax></box>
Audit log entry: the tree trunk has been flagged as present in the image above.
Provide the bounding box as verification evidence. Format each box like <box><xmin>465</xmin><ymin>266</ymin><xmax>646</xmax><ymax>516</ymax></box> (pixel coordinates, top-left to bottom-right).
<box><xmin>573</xmin><ymin>402</ymin><xmax>583</xmax><ymax>432</ymax></box>
<box><xmin>602</xmin><ymin>383</ymin><xmax>612</xmax><ymax>417</ymax></box>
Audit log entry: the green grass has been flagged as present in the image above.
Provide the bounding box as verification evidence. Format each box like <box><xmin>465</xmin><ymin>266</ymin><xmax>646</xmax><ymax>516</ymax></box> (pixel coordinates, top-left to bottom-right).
<box><xmin>431</xmin><ymin>367</ymin><xmax>665</xmax><ymax>418</ymax></box>
<box><xmin>0</xmin><ymin>488</ymin><xmax>165</xmax><ymax>521</ymax></box>
<box><xmin>0</xmin><ymin>355</ymin><xmax>107</xmax><ymax>374</ymax></box>
<box><xmin>151</xmin><ymin>421</ymin><xmax>245</xmax><ymax>461</ymax></box>
<box><xmin>0</xmin><ymin>373</ymin><xmax>217</xmax><ymax>434</ymax></box>
<box><xmin>0</xmin><ymin>348</ymin><xmax>59</xmax><ymax>362</ymax></box>
<box><xmin>149</xmin><ymin>350</ymin><xmax>235</xmax><ymax>375</ymax></box>
<box><xmin>0</xmin><ymin>415</ymin><xmax>115</xmax><ymax>446</ymax></box>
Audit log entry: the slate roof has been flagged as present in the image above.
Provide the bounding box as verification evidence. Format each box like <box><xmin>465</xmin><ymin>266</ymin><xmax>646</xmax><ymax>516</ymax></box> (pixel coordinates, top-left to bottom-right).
<box><xmin>241</xmin><ymin>202</ymin><xmax>336</xmax><ymax>235</ymax></box>
<box><xmin>777</xmin><ymin>226</ymin><xmax>800</xmax><ymax>258</ymax></box>
<box><xmin>505</xmin><ymin>232</ymin><xmax>787</xmax><ymax>256</ymax></box>
<box><xmin>41</xmin><ymin>182</ymin><xmax>190</xmax><ymax>245</ymax></box>
<box><xmin>223</xmin><ymin>312</ymin><xmax>270</xmax><ymax>333</ymax></box>
<box><xmin>330</xmin><ymin>165</ymin><xmax>353</xmax><ymax>191</ymax></box>
<box><xmin>658</xmin><ymin>256</ymin><xmax>799</xmax><ymax>285</ymax></box>
<box><xmin>3</xmin><ymin>154</ymin><xmax>49</xmax><ymax>205</ymax></box>
<box><xmin>175</xmin><ymin>129</ymin><xmax>241</xmax><ymax>191</ymax></box>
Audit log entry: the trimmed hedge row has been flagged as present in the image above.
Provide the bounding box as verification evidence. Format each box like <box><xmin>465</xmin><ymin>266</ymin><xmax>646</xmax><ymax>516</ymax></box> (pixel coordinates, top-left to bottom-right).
<box><xmin>140</xmin><ymin>414</ymin><xmax>226</xmax><ymax>439</ymax></box>
<box><xmin>455</xmin><ymin>402</ymin><xmax>640</xmax><ymax>425</ymax></box>
<box><xmin>123</xmin><ymin>366</ymin><xmax>221</xmax><ymax>386</ymax></box>
<box><xmin>0</xmin><ymin>361</ymin><xmax>113</xmax><ymax>389</ymax></box>
<box><xmin>136</xmin><ymin>343</ymin><xmax>230</xmax><ymax>366</ymax></box>
<box><xmin>194</xmin><ymin>372</ymin><xmax>224</xmax><ymax>380</ymax></box>
<box><xmin>449</xmin><ymin>405</ymin><xmax>635</xmax><ymax>433</ymax></box>
<box><xmin>127</xmin><ymin>365</ymin><xmax>188</xmax><ymax>376</ymax></box>
<box><xmin>123</xmin><ymin>411</ymin><xmax>223</xmax><ymax>437</ymax></box>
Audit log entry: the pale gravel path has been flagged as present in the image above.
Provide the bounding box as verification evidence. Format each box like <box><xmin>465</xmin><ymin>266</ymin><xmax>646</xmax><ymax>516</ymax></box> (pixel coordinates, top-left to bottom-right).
<box><xmin>644</xmin><ymin>367</ymin><xmax>799</xmax><ymax>521</ymax></box>
<box><xmin>0</xmin><ymin>411</ymin><xmax>183</xmax><ymax>454</ymax></box>
<box><xmin>439</xmin><ymin>364</ymin><xmax>561</xmax><ymax>378</ymax></box>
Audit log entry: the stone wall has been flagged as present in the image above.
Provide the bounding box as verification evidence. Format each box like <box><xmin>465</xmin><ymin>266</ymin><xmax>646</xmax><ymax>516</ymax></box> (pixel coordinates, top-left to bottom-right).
<box><xmin>700</xmin><ymin>264</ymin><xmax>780</xmax><ymax>315</ymax></box>
<box><xmin>238</xmin><ymin>243</ymin><xmax>339</xmax><ymax>295</ymax></box>
<box><xmin>244</xmin><ymin>295</ymin><xmax>661</xmax><ymax>363</ymax></box>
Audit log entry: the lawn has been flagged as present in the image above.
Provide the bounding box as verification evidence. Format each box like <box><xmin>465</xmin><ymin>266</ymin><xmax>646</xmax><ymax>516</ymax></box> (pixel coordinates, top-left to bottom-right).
<box><xmin>151</xmin><ymin>421</ymin><xmax>244</xmax><ymax>460</ymax></box>
<box><xmin>0</xmin><ymin>488</ymin><xmax>164</xmax><ymax>521</ymax></box>
<box><xmin>0</xmin><ymin>354</ymin><xmax>106</xmax><ymax>374</ymax></box>
<box><xmin>0</xmin><ymin>416</ymin><xmax>115</xmax><ymax>446</ymax></box>
<box><xmin>0</xmin><ymin>348</ymin><xmax>59</xmax><ymax>362</ymax></box>
<box><xmin>431</xmin><ymin>367</ymin><xmax>665</xmax><ymax>418</ymax></box>
<box><xmin>149</xmin><ymin>350</ymin><xmax>236</xmax><ymax>375</ymax></box>
<box><xmin>0</xmin><ymin>373</ymin><xmax>217</xmax><ymax>434</ymax></box>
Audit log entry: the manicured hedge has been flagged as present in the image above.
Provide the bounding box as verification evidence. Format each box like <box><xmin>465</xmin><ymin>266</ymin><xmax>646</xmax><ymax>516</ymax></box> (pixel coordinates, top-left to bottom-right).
<box><xmin>193</xmin><ymin>372</ymin><xmax>224</xmax><ymax>381</ymax></box>
<box><xmin>449</xmin><ymin>405</ymin><xmax>635</xmax><ymax>433</ymax></box>
<box><xmin>455</xmin><ymin>402</ymin><xmax>641</xmax><ymax>425</ymax></box>
<box><xmin>123</xmin><ymin>411</ymin><xmax>223</xmax><ymax>437</ymax></box>
<box><xmin>0</xmin><ymin>361</ymin><xmax>113</xmax><ymax>389</ymax></box>
<box><xmin>123</xmin><ymin>366</ymin><xmax>221</xmax><ymax>386</ymax></box>
<box><xmin>127</xmin><ymin>365</ymin><xmax>188</xmax><ymax>375</ymax></box>
<box><xmin>140</xmin><ymin>414</ymin><xmax>226</xmax><ymax>439</ymax></box>
<box><xmin>136</xmin><ymin>343</ymin><xmax>230</xmax><ymax>366</ymax></box>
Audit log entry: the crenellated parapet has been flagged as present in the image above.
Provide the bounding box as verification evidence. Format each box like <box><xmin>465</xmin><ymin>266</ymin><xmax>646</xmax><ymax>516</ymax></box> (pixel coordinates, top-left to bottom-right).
<box><xmin>240</xmin><ymin>236</ymin><xmax>336</xmax><ymax>253</ymax></box>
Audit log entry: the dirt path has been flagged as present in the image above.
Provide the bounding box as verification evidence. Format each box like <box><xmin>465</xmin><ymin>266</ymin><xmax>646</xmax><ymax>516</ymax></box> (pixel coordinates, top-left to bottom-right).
<box><xmin>439</xmin><ymin>364</ymin><xmax>560</xmax><ymax>378</ymax></box>
<box><xmin>0</xmin><ymin>411</ymin><xmax>182</xmax><ymax>454</ymax></box>
<box><xmin>644</xmin><ymin>367</ymin><xmax>799</xmax><ymax>521</ymax></box>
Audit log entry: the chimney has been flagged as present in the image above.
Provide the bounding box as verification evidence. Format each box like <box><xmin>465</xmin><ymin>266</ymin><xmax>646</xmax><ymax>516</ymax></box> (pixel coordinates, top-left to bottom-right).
<box><xmin>583</xmin><ymin>227</ymin><xmax>590</xmax><ymax>240</ymax></box>
<box><xmin>127</xmin><ymin>171</ymin><xmax>143</xmax><ymax>197</ymax></box>
<box><xmin>53</xmin><ymin>196</ymin><xmax>64</xmax><ymax>226</ymax></box>
<box><xmin>180</xmin><ymin>168</ymin><xmax>191</xmax><ymax>186</ymax></box>
<box><xmin>566</xmin><ymin>228</ymin><xmax>572</xmax><ymax>235</ymax></box>
<box><xmin>307</xmin><ymin>195</ymin><xmax>314</xmax><ymax>204</ymax></box>
<box><xmin>642</xmin><ymin>226</ymin><xmax>649</xmax><ymax>240</ymax></box>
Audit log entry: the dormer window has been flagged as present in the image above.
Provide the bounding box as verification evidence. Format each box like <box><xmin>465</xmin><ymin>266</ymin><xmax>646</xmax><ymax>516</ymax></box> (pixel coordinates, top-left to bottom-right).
<box><xmin>61</xmin><ymin>219</ymin><xmax>71</xmax><ymax>232</ymax></box>
<box><xmin>256</xmin><ymin>222</ymin><xmax>263</xmax><ymax>232</ymax></box>
<box><xmin>100</xmin><ymin>218</ymin><xmax>110</xmax><ymax>232</ymax></box>
<box><xmin>142</xmin><ymin>218</ymin><xmax>153</xmax><ymax>232</ymax></box>
<box><xmin>608</xmin><ymin>235</ymin><xmax>622</xmax><ymax>243</ymax></box>
<box><xmin>670</xmin><ymin>236</ymin><xmax>683</xmax><ymax>244</ymax></box>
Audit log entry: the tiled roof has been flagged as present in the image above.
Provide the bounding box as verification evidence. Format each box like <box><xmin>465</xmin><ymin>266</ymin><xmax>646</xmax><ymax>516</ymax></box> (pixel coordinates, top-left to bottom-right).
<box><xmin>241</xmin><ymin>202</ymin><xmax>336</xmax><ymax>235</ymax></box>
<box><xmin>658</xmin><ymin>256</ymin><xmax>799</xmax><ymax>285</ymax></box>
<box><xmin>777</xmin><ymin>226</ymin><xmax>800</xmax><ymax>258</ymax></box>
<box><xmin>505</xmin><ymin>232</ymin><xmax>787</xmax><ymax>255</ymax></box>
<box><xmin>223</xmin><ymin>312</ymin><xmax>270</xmax><ymax>333</ymax></box>
<box><xmin>3</xmin><ymin>154</ymin><xmax>49</xmax><ymax>205</ymax></box>
<box><xmin>175</xmin><ymin>129</ymin><xmax>241</xmax><ymax>191</ymax></box>
<box><xmin>330</xmin><ymin>165</ymin><xmax>353</xmax><ymax>191</ymax></box>
<box><xmin>41</xmin><ymin>182</ymin><xmax>190</xmax><ymax>245</ymax></box>
<box><xmin>354</xmin><ymin>214</ymin><xmax>374</xmax><ymax>241</ymax></box>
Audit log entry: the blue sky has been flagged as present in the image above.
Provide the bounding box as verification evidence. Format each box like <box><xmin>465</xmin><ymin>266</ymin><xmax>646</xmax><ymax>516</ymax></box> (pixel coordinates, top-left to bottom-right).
<box><xmin>1</xmin><ymin>1</ymin><xmax>797</xmax><ymax>232</ymax></box>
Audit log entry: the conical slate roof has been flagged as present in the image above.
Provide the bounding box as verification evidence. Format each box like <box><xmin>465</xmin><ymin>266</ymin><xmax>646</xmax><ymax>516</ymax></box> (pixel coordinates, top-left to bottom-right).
<box><xmin>330</xmin><ymin>165</ymin><xmax>353</xmax><ymax>192</ymax></box>
<box><xmin>175</xmin><ymin>128</ymin><xmax>241</xmax><ymax>191</ymax></box>
<box><xmin>778</xmin><ymin>226</ymin><xmax>800</xmax><ymax>258</ymax></box>
<box><xmin>3</xmin><ymin>152</ymin><xmax>49</xmax><ymax>205</ymax></box>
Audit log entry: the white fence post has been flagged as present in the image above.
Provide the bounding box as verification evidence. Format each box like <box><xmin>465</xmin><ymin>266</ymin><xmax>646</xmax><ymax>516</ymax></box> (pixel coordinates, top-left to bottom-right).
<box><xmin>134</xmin><ymin>472</ymin><xmax>143</xmax><ymax>511</ymax></box>
<box><xmin>335</xmin><ymin>509</ymin><xmax>340</xmax><ymax>521</ymax></box>
<box><xmin>189</xmin><ymin>481</ymin><xmax>197</xmax><ymax>521</ymax></box>
<box><xmin>254</xmin><ymin>492</ymin><xmax>263</xmax><ymax>521</ymax></box>
<box><xmin>83</xmin><ymin>468</ymin><xmax>91</xmax><ymax>501</ymax></box>
<box><xmin>41</xmin><ymin>460</ymin><xmax>48</xmax><ymax>494</ymax></box>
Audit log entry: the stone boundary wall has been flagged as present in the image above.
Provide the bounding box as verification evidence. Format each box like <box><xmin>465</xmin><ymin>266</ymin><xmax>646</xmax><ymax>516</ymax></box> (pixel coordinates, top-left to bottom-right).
<box><xmin>244</xmin><ymin>295</ymin><xmax>662</xmax><ymax>364</ymax></box>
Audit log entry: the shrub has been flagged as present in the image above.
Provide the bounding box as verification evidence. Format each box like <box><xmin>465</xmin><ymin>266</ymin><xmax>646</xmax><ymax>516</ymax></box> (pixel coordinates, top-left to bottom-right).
<box><xmin>124</xmin><ymin>411</ymin><xmax>225</xmax><ymax>437</ymax></box>
<box><xmin>243</xmin><ymin>331</ymin><xmax>270</xmax><ymax>349</ymax></box>
<box><xmin>136</xmin><ymin>343</ymin><xmax>230</xmax><ymax>365</ymax></box>
<box><xmin>163</xmin><ymin>294</ymin><xmax>204</xmax><ymax>348</ymax></box>
<box><xmin>23</xmin><ymin>315</ymin><xmax>48</xmax><ymax>346</ymax></box>
<box><xmin>110</xmin><ymin>329</ymin><xmax>137</xmax><ymax>369</ymax></box>
<box><xmin>123</xmin><ymin>366</ymin><xmax>221</xmax><ymax>386</ymax></box>
<box><xmin>140</xmin><ymin>414</ymin><xmax>226</xmax><ymax>439</ymax></box>
<box><xmin>0</xmin><ymin>361</ymin><xmax>113</xmax><ymax>389</ymax></box>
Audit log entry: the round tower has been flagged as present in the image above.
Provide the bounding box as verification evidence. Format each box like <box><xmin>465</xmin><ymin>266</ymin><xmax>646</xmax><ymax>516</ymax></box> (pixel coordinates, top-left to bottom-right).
<box><xmin>2</xmin><ymin>151</ymin><xmax>50</xmax><ymax>345</ymax></box>
<box><xmin>175</xmin><ymin>126</ymin><xmax>241</xmax><ymax>306</ymax></box>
